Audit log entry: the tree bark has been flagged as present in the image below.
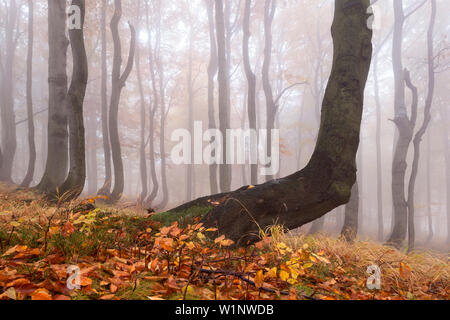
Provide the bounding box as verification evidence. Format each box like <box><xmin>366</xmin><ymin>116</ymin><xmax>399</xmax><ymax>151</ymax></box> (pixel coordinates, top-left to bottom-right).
<box><xmin>205</xmin><ymin>0</ymin><xmax>219</xmax><ymax>195</ymax></box>
<box><xmin>37</xmin><ymin>0</ymin><xmax>69</xmax><ymax>193</ymax></box>
<box><xmin>373</xmin><ymin>54</ymin><xmax>384</xmax><ymax>241</ymax></box>
<box><xmin>186</xmin><ymin>5</ymin><xmax>194</xmax><ymax>202</ymax></box>
<box><xmin>0</xmin><ymin>0</ymin><xmax>18</xmax><ymax>183</ymax></box>
<box><xmin>440</xmin><ymin>104</ymin><xmax>450</xmax><ymax>247</ymax></box>
<box><xmin>386</xmin><ymin>0</ymin><xmax>410</xmax><ymax>248</ymax></box>
<box><xmin>57</xmin><ymin>0</ymin><xmax>89</xmax><ymax>201</ymax></box>
<box><xmin>98</xmin><ymin>0</ymin><xmax>112</xmax><ymax>196</ymax></box>
<box><xmin>243</xmin><ymin>0</ymin><xmax>258</xmax><ymax>186</ymax></box>
<box><xmin>154</xmin><ymin>1</ymin><xmax>168</xmax><ymax>209</ymax></box>
<box><xmin>215</xmin><ymin>0</ymin><xmax>231</xmax><ymax>193</ymax></box>
<box><xmin>169</xmin><ymin>0</ymin><xmax>373</xmax><ymax>246</ymax></box>
<box><xmin>86</xmin><ymin>109</ymin><xmax>98</xmax><ymax>195</ymax></box>
<box><xmin>406</xmin><ymin>0</ymin><xmax>436</xmax><ymax>252</ymax></box>
<box><xmin>108</xmin><ymin>0</ymin><xmax>136</xmax><ymax>202</ymax></box>
<box><xmin>262</xmin><ymin>0</ymin><xmax>277</xmax><ymax>182</ymax></box>
<box><xmin>425</xmin><ymin>133</ymin><xmax>433</xmax><ymax>243</ymax></box>
<box><xmin>135</xmin><ymin>0</ymin><xmax>148</xmax><ymax>204</ymax></box>
<box><xmin>21</xmin><ymin>0</ymin><xmax>36</xmax><ymax>188</ymax></box>
<box><xmin>144</xmin><ymin>0</ymin><xmax>159</xmax><ymax>205</ymax></box>
<box><xmin>341</xmin><ymin>180</ymin><xmax>359</xmax><ymax>242</ymax></box>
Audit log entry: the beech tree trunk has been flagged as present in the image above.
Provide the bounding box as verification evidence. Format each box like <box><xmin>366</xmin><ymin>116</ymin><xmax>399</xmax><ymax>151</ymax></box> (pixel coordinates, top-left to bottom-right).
<box><xmin>205</xmin><ymin>0</ymin><xmax>219</xmax><ymax>195</ymax></box>
<box><xmin>37</xmin><ymin>0</ymin><xmax>69</xmax><ymax>193</ymax></box>
<box><xmin>57</xmin><ymin>0</ymin><xmax>89</xmax><ymax>201</ymax></box>
<box><xmin>243</xmin><ymin>0</ymin><xmax>258</xmax><ymax>186</ymax></box>
<box><xmin>341</xmin><ymin>180</ymin><xmax>359</xmax><ymax>242</ymax></box>
<box><xmin>373</xmin><ymin>54</ymin><xmax>384</xmax><ymax>241</ymax></box>
<box><xmin>387</xmin><ymin>0</ymin><xmax>410</xmax><ymax>247</ymax></box>
<box><xmin>108</xmin><ymin>0</ymin><xmax>136</xmax><ymax>202</ymax></box>
<box><xmin>262</xmin><ymin>0</ymin><xmax>277</xmax><ymax>182</ymax></box>
<box><xmin>154</xmin><ymin>1</ymin><xmax>169</xmax><ymax>209</ymax></box>
<box><xmin>0</xmin><ymin>0</ymin><xmax>18</xmax><ymax>183</ymax></box>
<box><xmin>98</xmin><ymin>0</ymin><xmax>112</xmax><ymax>196</ymax></box>
<box><xmin>215</xmin><ymin>0</ymin><xmax>231</xmax><ymax>193</ymax></box>
<box><xmin>21</xmin><ymin>0</ymin><xmax>36</xmax><ymax>188</ymax></box>
<box><xmin>135</xmin><ymin>0</ymin><xmax>148</xmax><ymax>204</ymax></box>
<box><xmin>440</xmin><ymin>104</ymin><xmax>450</xmax><ymax>247</ymax></box>
<box><xmin>169</xmin><ymin>0</ymin><xmax>373</xmax><ymax>246</ymax></box>
<box><xmin>144</xmin><ymin>0</ymin><xmax>159</xmax><ymax>205</ymax></box>
<box><xmin>406</xmin><ymin>0</ymin><xmax>436</xmax><ymax>252</ymax></box>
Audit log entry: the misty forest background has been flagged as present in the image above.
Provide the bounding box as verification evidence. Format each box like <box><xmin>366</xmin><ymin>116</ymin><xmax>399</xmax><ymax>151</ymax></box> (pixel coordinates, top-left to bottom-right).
<box><xmin>0</xmin><ymin>0</ymin><xmax>449</xmax><ymax>251</ymax></box>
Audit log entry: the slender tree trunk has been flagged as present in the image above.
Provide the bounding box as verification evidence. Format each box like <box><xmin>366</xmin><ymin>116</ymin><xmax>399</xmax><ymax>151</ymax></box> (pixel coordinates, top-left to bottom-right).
<box><xmin>406</xmin><ymin>0</ymin><xmax>436</xmax><ymax>251</ymax></box>
<box><xmin>21</xmin><ymin>0</ymin><xmax>36</xmax><ymax>188</ymax></box>
<box><xmin>243</xmin><ymin>0</ymin><xmax>258</xmax><ymax>186</ymax></box>
<box><xmin>144</xmin><ymin>0</ymin><xmax>159</xmax><ymax>205</ymax></box>
<box><xmin>205</xmin><ymin>0</ymin><xmax>219</xmax><ymax>195</ymax></box>
<box><xmin>425</xmin><ymin>132</ymin><xmax>433</xmax><ymax>243</ymax></box>
<box><xmin>154</xmin><ymin>1</ymin><xmax>168</xmax><ymax>209</ymax></box>
<box><xmin>373</xmin><ymin>54</ymin><xmax>384</xmax><ymax>241</ymax></box>
<box><xmin>135</xmin><ymin>0</ymin><xmax>148</xmax><ymax>204</ymax></box>
<box><xmin>37</xmin><ymin>0</ymin><xmax>69</xmax><ymax>193</ymax></box>
<box><xmin>440</xmin><ymin>104</ymin><xmax>450</xmax><ymax>247</ymax></box>
<box><xmin>0</xmin><ymin>0</ymin><xmax>18</xmax><ymax>183</ymax></box>
<box><xmin>186</xmin><ymin>8</ymin><xmax>194</xmax><ymax>202</ymax></box>
<box><xmin>387</xmin><ymin>0</ymin><xmax>411</xmax><ymax>248</ymax></box>
<box><xmin>215</xmin><ymin>0</ymin><xmax>231</xmax><ymax>193</ymax></box>
<box><xmin>170</xmin><ymin>0</ymin><xmax>373</xmax><ymax>246</ymax></box>
<box><xmin>108</xmin><ymin>0</ymin><xmax>136</xmax><ymax>202</ymax></box>
<box><xmin>341</xmin><ymin>180</ymin><xmax>359</xmax><ymax>242</ymax></box>
<box><xmin>57</xmin><ymin>0</ymin><xmax>89</xmax><ymax>201</ymax></box>
<box><xmin>86</xmin><ymin>109</ymin><xmax>98</xmax><ymax>195</ymax></box>
<box><xmin>155</xmin><ymin>59</ymin><xmax>168</xmax><ymax>209</ymax></box>
<box><xmin>98</xmin><ymin>0</ymin><xmax>112</xmax><ymax>196</ymax></box>
<box><xmin>262</xmin><ymin>0</ymin><xmax>277</xmax><ymax>182</ymax></box>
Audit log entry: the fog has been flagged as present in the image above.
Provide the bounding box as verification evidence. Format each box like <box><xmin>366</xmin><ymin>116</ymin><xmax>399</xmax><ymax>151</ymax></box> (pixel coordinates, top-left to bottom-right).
<box><xmin>1</xmin><ymin>0</ymin><xmax>449</xmax><ymax>251</ymax></box>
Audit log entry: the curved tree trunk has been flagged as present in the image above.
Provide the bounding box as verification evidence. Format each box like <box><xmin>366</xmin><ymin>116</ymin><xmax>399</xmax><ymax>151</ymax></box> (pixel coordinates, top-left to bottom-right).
<box><xmin>262</xmin><ymin>0</ymin><xmax>277</xmax><ymax>182</ymax></box>
<box><xmin>57</xmin><ymin>0</ymin><xmax>89</xmax><ymax>201</ymax></box>
<box><xmin>144</xmin><ymin>0</ymin><xmax>159</xmax><ymax>205</ymax></box>
<box><xmin>108</xmin><ymin>0</ymin><xmax>136</xmax><ymax>202</ymax></box>
<box><xmin>406</xmin><ymin>0</ymin><xmax>436</xmax><ymax>252</ymax></box>
<box><xmin>37</xmin><ymin>0</ymin><xmax>69</xmax><ymax>193</ymax></box>
<box><xmin>341</xmin><ymin>180</ymin><xmax>359</xmax><ymax>242</ymax></box>
<box><xmin>205</xmin><ymin>0</ymin><xmax>219</xmax><ymax>195</ymax></box>
<box><xmin>21</xmin><ymin>0</ymin><xmax>36</xmax><ymax>188</ymax></box>
<box><xmin>386</xmin><ymin>0</ymin><xmax>409</xmax><ymax>248</ymax></box>
<box><xmin>243</xmin><ymin>0</ymin><xmax>258</xmax><ymax>186</ymax></box>
<box><xmin>98</xmin><ymin>0</ymin><xmax>112</xmax><ymax>197</ymax></box>
<box><xmin>169</xmin><ymin>0</ymin><xmax>373</xmax><ymax>246</ymax></box>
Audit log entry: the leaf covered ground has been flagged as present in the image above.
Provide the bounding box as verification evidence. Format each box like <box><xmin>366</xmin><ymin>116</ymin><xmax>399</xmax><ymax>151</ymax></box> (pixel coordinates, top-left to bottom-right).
<box><xmin>0</xmin><ymin>184</ymin><xmax>448</xmax><ymax>300</ymax></box>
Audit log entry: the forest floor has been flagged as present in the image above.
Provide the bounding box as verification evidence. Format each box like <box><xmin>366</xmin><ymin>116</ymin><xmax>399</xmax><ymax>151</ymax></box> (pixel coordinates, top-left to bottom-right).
<box><xmin>0</xmin><ymin>183</ymin><xmax>448</xmax><ymax>300</ymax></box>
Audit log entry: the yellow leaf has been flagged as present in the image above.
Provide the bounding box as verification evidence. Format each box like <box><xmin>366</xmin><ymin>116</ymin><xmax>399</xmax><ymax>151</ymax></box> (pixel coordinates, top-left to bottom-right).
<box><xmin>399</xmin><ymin>262</ymin><xmax>412</xmax><ymax>279</ymax></box>
<box><xmin>279</xmin><ymin>270</ymin><xmax>290</xmax><ymax>281</ymax></box>
<box><xmin>220</xmin><ymin>239</ymin><xmax>234</xmax><ymax>247</ymax></box>
<box><xmin>266</xmin><ymin>267</ymin><xmax>277</xmax><ymax>278</ymax></box>
<box><xmin>254</xmin><ymin>270</ymin><xmax>264</xmax><ymax>289</ymax></box>
<box><xmin>197</xmin><ymin>232</ymin><xmax>206</xmax><ymax>241</ymax></box>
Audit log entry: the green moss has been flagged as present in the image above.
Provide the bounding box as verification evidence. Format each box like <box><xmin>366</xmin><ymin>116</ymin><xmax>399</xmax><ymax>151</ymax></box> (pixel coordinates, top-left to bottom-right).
<box><xmin>149</xmin><ymin>205</ymin><xmax>213</xmax><ymax>227</ymax></box>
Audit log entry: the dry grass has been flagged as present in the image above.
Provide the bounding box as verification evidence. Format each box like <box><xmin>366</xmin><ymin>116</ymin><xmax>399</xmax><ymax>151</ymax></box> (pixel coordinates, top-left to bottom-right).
<box><xmin>279</xmin><ymin>231</ymin><xmax>449</xmax><ymax>299</ymax></box>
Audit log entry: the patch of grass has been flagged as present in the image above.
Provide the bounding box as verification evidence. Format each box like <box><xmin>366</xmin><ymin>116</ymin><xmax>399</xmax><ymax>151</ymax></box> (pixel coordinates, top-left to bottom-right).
<box><xmin>150</xmin><ymin>205</ymin><xmax>212</xmax><ymax>227</ymax></box>
<box><xmin>116</xmin><ymin>279</ymin><xmax>158</xmax><ymax>300</ymax></box>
